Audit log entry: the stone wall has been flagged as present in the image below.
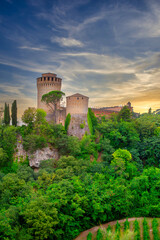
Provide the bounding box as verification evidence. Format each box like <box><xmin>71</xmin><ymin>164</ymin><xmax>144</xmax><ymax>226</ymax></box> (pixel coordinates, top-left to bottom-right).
<box><xmin>67</xmin><ymin>114</ymin><xmax>90</xmax><ymax>139</ymax></box>
<box><xmin>15</xmin><ymin>136</ymin><xmax>59</xmax><ymax>168</ymax></box>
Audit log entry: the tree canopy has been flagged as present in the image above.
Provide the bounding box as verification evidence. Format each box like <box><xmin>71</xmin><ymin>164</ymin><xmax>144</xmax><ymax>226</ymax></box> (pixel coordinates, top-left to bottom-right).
<box><xmin>41</xmin><ymin>90</ymin><xmax>65</xmax><ymax>123</ymax></box>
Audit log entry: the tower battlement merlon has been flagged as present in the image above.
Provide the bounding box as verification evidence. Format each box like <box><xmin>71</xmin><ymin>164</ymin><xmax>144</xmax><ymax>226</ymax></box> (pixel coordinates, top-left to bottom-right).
<box><xmin>37</xmin><ymin>74</ymin><xmax>62</xmax><ymax>85</ymax></box>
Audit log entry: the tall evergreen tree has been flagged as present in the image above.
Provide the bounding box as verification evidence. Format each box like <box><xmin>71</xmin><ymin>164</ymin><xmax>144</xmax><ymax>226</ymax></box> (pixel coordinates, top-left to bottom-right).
<box><xmin>4</xmin><ymin>102</ymin><xmax>7</xmax><ymax>125</ymax></box>
<box><xmin>4</xmin><ymin>103</ymin><xmax>10</xmax><ymax>125</ymax></box>
<box><xmin>11</xmin><ymin>100</ymin><xmax>17</xmax><ymax>126</ymax></box>
<box><xmin>7</xmin><ymin>104</ymin><xmax>10</xmax><ymax>125</ymax></box>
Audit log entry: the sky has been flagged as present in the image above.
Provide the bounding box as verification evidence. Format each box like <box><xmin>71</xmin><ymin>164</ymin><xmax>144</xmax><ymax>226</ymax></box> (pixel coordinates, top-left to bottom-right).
<box><xmin>0</xmin><ymin>0</ymin><xmax>160</xmax><ymax>117</ymax></box>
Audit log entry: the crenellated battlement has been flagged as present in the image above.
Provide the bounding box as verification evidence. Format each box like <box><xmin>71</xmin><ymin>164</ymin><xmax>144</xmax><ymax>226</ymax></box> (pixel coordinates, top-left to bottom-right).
<box><xmin>37</xmin><ymin>73</ymin><xmax>62</xmax><ymax>85</ymax></box>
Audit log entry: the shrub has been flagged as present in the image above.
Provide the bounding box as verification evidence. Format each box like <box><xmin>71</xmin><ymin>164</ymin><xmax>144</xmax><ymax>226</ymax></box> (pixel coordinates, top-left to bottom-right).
<box><xmin>134</xmin><ymin>219</ymin><xmax>140</xmax><ymax>240</ymax></box>
<box><xmin>124</xmin><ymin>218</ymin><xmax>129</xmax><ymax>232</ymax></box>
<box><xmin>152</xmin><ymin>219</ymin><xmax>159</xmax><ymax>240</ymax></box>
<box><xmin>143</xmin><ymin>218</ymin><xmax>150</xmax><ymax>240</ymax></box>
<box><xmin>80</xmin><ymin>123</ymin><xmax>85</xmax><ymax>129</ymax></box>
<box><xmin>96</xmin><ymin>228</ymin><xmax>103</xmax><ymax>240</ymax></box>
<box><xmin>87</xmin><ymin>109</ymin><xmax>93</xmax><ymax>135</ymax></box>
<box><xmin>23</xmin><ymin>134</ymin><xmax>47</xmax><ymax>153</ymax></box>
<box><xmin>87</xmin><ymin>232</ymin><xmax>92</xmax><ymax>240</ymax></box>
<box><xmin>65</xmin><ymin>113</ymin><xmax>71</xmax><ymax>132</ymax></box>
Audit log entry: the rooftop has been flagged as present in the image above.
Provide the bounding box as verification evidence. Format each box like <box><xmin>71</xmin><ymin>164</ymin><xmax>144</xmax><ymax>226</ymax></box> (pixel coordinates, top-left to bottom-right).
<box><xmin>42</xmin><ymin>73</ymin><xmax>57</xmax><ymax>77</ymax></box>
<box><xmin>67</xmin><ymin>93</ymin><xmax>89</xmax><ymax>98</ymax></box>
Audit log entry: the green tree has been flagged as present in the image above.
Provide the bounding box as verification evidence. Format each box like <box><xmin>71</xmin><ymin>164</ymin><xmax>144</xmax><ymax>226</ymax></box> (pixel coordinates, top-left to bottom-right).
<box><xmin>11</xmin><ymin>100</ymin><xmax>17</xmax><ymax>126</ymax></box>
<box><xmin>117</xmin><ymin>106</ymin><xmax>132</xmax><ymax>122</ymax></box>
<box><xmin>35</xmin><ymin>108</ymin><xmax>47</xmax><ymax>124</ymax></box>
<box><xmin>41</xmin><ymin>90</ymin><xmax>65</xmax><ymax>123</ymax></box>
<box><xmin>0</xmin><ymin>148</ymin><xmax>8</xmax><ymax>168</ymax></box>
<box><xmin>111</xmin><ymin>149</ymin><xmax>132</xmax><ymax>176</ymax></box>
<box><xmin>23</xmin><ymin>196</ymin><xmax>59</xmax><ymax>240</ymax></box>
<box><xmin>100</xmin><ymin>138</ymin><xmax>115</xmax><ymax>164</ymax></box>
<box><xmin>4</xmin><ymin>103</ymin><xmax>10</xmax><ymax>125</ymax></box>
<box><xmin>88</xmin><ymin>108</ymin><xmax>98</xmax><ymax>133</ymax></box>
<box><xmin>56</xmin><ymin>135</ymin><xmax>81</xmax><ymax>157</ymax></box>
<box><xmin>65</xmin><ymin>113</ymin><xmax>71</xmax><ymax>132</ymax></box>
<box><xmin>23</xmin><ymin>134</ymin><xmax>47</xmax><ymax>153</ymax></box>
<box><xmin>2</xmin><ymin>126</ymin><xmax>17</xmax><ymax>164</ymax></box>
<box><xmin>87</xmin><ymin>109</ymin><xmax>93</xmax><ymax>135</ymax></box>
<box><xmin>113</xmin><ymin>149</ymin><xmax>132</xmax><ymax>162</ymax></box>
<box><xmin>22</xmin><ymin>107</ymin><xmax>36</xmax><ymax>125</ymax></box>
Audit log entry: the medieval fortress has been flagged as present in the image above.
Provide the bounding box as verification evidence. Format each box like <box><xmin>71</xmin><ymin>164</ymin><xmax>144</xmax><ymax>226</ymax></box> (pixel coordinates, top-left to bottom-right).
<box><xmin>37</xmin><ymin>72</ymin><xmax>133</xmax><ymax>138</ymax></box>
<box><xmin>37</xmin><ymin>72</ymin><xmax>90</xmax><ymax>138</ymax></box>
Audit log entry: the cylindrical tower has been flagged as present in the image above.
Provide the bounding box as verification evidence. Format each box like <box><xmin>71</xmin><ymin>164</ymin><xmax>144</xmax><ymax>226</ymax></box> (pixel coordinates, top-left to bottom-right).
<box><xmin>37</xmin><ymin>73</ymin><xmax>62</xmax><ymax>114</ymax></box>
<box><xmin>66</xmin><ymin>93</ymin><xmax>89</xmax><ymax>115</ymax></box>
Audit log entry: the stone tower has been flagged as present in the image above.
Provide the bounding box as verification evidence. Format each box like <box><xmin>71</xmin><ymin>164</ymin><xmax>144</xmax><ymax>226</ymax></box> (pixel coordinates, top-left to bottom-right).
<box><xmin>66</xmin><ymin>93</ymin><xmax>90</xmax><ymax>138</ymax></box>
<box><xmin>66</xmin><ymin>93</ymin><xmax>89</xmax><ymax>115</ymax></box>
<box><xmin>37</xmin><ymin>73</ymin><xmax>62</xmax><ymax>121</ymax></box>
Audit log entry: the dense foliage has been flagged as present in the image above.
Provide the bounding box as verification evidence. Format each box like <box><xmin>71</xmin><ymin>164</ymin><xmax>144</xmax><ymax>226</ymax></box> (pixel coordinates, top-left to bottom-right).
<box><xmin>0</xmin><ymin>108</ymin><xmax>160</xmax><ymax>239</ymax></box>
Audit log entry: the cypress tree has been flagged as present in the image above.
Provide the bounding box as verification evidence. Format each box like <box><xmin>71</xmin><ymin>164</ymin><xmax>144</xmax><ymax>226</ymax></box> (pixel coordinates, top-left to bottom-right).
<box><xmin>7</xmin><ymin>104</ymin><xmax>10</xmax><ymax>125</ymax></box>
<box><xmin>11</xmin><ymin>100</ymin><xmax>17</xmax><ymax>126</ymax></box>
<box><xmin>4</xmin><ymin>102</ymin><xmax>7</xmax><ymax>125</ymax></box>
<box><xmin>4</xmin><ymin>103</ymin><xmax>10</xmax><ymax>125</ymax></box>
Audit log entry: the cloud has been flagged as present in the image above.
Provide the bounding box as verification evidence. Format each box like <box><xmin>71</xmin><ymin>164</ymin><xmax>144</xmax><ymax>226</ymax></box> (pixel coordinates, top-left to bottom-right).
<box><xmin>127</xmin><ymin>2</ymin><xmax>160</xmax><ymax>39</ymax></box>
<box><xmin>19</xmin><ymin>46</ymin><xmax>47</xmax><ymax>51</ymax></box>
<box><xmin>51</xmin><ymin>37</ymin><xmax>84</xmax><ymax>47</ymax></box>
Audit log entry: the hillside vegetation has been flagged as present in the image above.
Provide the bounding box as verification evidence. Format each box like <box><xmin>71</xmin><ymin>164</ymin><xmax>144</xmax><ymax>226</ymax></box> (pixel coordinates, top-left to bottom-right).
<box><xmin>0</xmin><ymin>108</ymin><xmax>160</xmax><ymax>239</ymax></box>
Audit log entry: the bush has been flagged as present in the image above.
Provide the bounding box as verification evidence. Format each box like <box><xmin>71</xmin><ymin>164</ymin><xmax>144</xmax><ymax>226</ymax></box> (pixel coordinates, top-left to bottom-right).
<box><xmin>124</xmin><ymin>219</ymin><xmax>129</xmax><ymax>232</ymax></box>
<box><xmin>56</xmin><ymin>135</ymin><xmax>81</xmax><ymax>157</ymax></box>
<box><xmin>134</xmin><ymin>219</ymin><xmax>140</xmax><ymax>240</ymax></box>
<box><xmin>96</xmin><ymin>228</ymin><xmax>103</xmax><ymax>240</ymax></box>
<box><xmin>87</xmin><ymin>232</ymin><xmax>92</xmax><ymax>240</ymax></box>
<box><xmin>143</xmin><ymin>218</ymin><xmax>150</xmax><ymax>240</ymax></box>
<box><xmin>152</xmin><ymin>219</ymin><xmax>159</xmax><ymax>240</ymax></box>
<box><xmin>65</xmin><ymin>113</ymin><xmax>71</xmax><ymax>132</ymax></box>
<box><xmin>80</xmin><ymin>123</ymin><xmax>85</xmax><ymax>129</ymax></box>
<box><xmin>23</xmin><ymin>134</ymin><xmax>47</xmax><ymax>153</ymax></box>
<box><xmin>87</xmin><ymin>109</ymin><xmax>93</xmax><ymax>135</ymax></box>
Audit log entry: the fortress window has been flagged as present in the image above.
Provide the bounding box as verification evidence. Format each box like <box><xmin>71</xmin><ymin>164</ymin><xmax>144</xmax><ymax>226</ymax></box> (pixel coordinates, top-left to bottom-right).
<box><xmin>55</xmin><ymin>78</ymin><xmax>57</xmax><ymax>81</ymax></box>
<box><xmin>77</xmin><ymin>97</ymin><xmax>79</xmax><ymax>100</ymax></box>
<box><xmin>48</xmin><ymin>77</ymin><xmax>50</xmax><ymax>81</ymax></box>
<box><xmin>41</xmin><ymin>78</ymin><xmax>42</xmax><ymax>81</ymax></box>
<box><xmin>52</xmin><ymin>78</ymin><xmax>53</xmax><ymax>81</ymax></box>
<box><xmin>44</xmin><ymin>77</ymin><xmax>46</xmax><ymax>81</ymax></box>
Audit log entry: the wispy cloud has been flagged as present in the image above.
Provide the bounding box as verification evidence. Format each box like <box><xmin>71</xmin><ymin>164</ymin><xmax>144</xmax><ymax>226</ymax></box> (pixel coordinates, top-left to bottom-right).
<box><xmin>19</xmin><ymin>46</ymin><xmax>47</xmax><ymax>51</ymax></box>
<box><xmin>127</xmin><ymin>2</ymin><xmax>160</xmax><ymax>39</ymax></box>
<box><xmin>51</xmin><ymin>37</ymin><xmax>84</xmax><ymax>47</ymax></box>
